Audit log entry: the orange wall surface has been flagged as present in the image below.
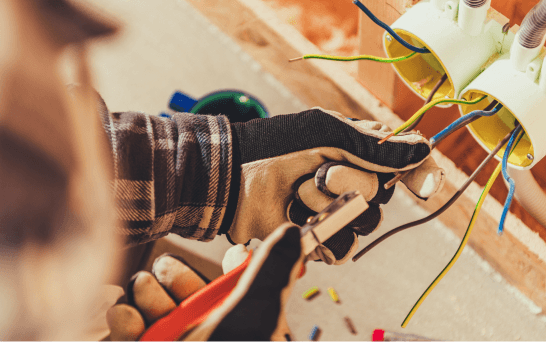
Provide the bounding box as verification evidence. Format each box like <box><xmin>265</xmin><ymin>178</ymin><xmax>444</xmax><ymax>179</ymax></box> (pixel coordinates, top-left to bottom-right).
<box><xmin>494</xmin><ymin>0</ymin><xmax>540</xmax><ymax>26</ymax></box>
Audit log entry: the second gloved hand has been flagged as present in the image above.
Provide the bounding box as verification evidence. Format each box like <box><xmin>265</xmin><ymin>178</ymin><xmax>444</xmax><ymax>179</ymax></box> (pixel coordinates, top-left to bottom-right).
<box><xmin>221</xmin><ymin>107</ymin><xmax>445</xmax><ymax>263</ymax></box>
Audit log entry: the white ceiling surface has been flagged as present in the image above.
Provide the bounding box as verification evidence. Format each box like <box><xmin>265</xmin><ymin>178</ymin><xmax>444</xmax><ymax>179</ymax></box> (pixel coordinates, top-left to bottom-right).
<box><xmin>84</xmin><ymin>0</ymin><xmax>546</xmax><ymax>340</ymax></box>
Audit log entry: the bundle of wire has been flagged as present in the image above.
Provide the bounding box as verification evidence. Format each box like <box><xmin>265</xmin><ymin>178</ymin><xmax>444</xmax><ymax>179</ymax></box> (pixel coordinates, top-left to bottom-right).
<box><xmin>378</xmin><ymin>95</ymin><xmax>488</xmax><ymax>144</ymax></box>
<box><xmin>431</xmin><ymin>105</ymin><xmax>524</xmax><ymax>236</ymax></box>
<box><xmin>352</xmin><ymin>125</ymin><xmax>522</xmax><ymax>327</ymax></box>
<box><xmin>401</xmin><ymin>125</ymin><xmax>524</xmax><ymax>328</ymax></box>
<box><xmin>430</xmin><ymin>101</ymin><xmax>502</xmax><ymax>147</ymax></box>
<box><xmin>381</xmin><ymin>75</ymin><xmax>449</xmax><ymax>189</ymax></box>
<box><xmin>353</xmin><ymin>128</ymin><xmax>515</xmax><ymax>262</ymax></box>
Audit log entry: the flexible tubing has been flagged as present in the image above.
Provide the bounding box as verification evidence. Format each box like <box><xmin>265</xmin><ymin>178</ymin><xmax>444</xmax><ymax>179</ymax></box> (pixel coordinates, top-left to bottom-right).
<box><xmin>507</xmin><ymin>169</ymin><xmax>546</xmax><ymax>229</ymax></box>
<box><xmin>518</xmin><ymin>0</ymin><xmax>546</xmax><ymax>48</ymax></box>
<box><xmin>463</xmin><ymin>0</ymin><xmax>488</xmax><ymax>8</ymax></box>
<box><xmin>510</xmin><ymin>0</ymin><xmax>546</xmax><ymax>227</ymax></box>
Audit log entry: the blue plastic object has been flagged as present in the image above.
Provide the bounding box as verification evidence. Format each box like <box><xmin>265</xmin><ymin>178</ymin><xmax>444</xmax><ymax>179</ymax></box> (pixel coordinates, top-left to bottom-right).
<box><xmin>169</xmin><ymin>91</ymin><xmax>198</xmax><ymax>113</ymax></box>
<box><xmin>309</xmin><ymin>325</ymin><xmax>320</xmax><ymax>341</ymax></box>
<box><xmin>168</xmin><ymin>89</ymin><xmax>269</xmax><ymax>123</ymax></box>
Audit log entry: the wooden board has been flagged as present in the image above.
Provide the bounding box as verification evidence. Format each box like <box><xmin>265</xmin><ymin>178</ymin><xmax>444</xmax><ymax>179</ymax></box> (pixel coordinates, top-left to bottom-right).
<box><xmin>186</xmin><ymin>0</ymin><xmax>546</xmax><ymax>314</ymax></box>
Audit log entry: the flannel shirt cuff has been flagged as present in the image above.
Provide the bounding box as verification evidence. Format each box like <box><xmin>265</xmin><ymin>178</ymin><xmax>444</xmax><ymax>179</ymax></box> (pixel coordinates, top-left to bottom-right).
<box><xmin>104</xmin><ymin>109</ymin><xmax>232</xmax><ymax>246</ymax></box>
<box><xmin>169</xmin><ymin>114</ymin><xmax>232</xmax><ymax>242</ymax></box>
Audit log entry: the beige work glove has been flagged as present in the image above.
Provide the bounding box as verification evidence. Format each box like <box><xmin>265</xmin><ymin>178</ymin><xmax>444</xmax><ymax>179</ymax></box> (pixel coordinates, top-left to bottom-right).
<box><xmin>220</xmin><ymin>108</ymin><xmax>445</xmax><ymax>264</ymax></box>
<box><xmin>107</xmin><ymin>223</ymin><xmax>304</xmax><ymax>341</ymax></box>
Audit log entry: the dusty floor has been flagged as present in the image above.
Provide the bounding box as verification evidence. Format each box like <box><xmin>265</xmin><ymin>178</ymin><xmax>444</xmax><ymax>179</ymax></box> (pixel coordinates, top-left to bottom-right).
<box><xmin>85</xmin><ymin>0</ymin><xmax>546</xmax><ymax>339</ymax></box>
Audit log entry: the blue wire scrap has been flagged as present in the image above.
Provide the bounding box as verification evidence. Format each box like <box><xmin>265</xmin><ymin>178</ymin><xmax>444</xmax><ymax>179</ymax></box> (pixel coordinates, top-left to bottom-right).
<box><xmin>499</xmin><ymin>125</ymin><xmax>524</xmax><ymax>235</ymax></box>
<box><xmin>430</xmin><ymin>104</ymin><xmax>503</xmax><ymax>145</ymax></box>
<box><xmin>353</xmin><ymin>0</ymin><xmax>430</xmax><ymax>54</ymax></box>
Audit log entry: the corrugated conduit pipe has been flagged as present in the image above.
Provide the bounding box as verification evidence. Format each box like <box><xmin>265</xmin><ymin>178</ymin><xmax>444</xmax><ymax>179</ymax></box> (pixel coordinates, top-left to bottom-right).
<box><xmin>505</xmin><ymin>1</ymin><xmax>546</xmax><ymax>229</ymax></box>
<box><xmin>512</xmin><ymin>0</ymin><xmax>546</xmax><ymax>71</ymax></box>
<box><xmin>507</xmin><ymin>169</ymin><xmax>546</xmax><ymax>228</ymax></box>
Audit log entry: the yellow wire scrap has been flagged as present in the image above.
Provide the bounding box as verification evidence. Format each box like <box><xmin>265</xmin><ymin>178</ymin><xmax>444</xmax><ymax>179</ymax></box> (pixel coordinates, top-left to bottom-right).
<box><xmin>393</xmin><ymin>95</ymin><xmax>487</xmax><ymax>136</ymax></box>
<box><xmin>289</xmin><ymin>51</ymin><xmax>417</xmax><ymax>63</ymax></box>
<box><xmin>401</xmin><ymin>162</ymin><xmax>502</xmax><ymax>328</ymax></box>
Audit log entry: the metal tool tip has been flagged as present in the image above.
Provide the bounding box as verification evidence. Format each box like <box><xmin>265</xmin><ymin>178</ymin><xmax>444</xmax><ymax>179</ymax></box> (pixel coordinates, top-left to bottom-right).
<box><xmin>288</xmin><ymin>57</ymin><xmax>303</xmax><ymax>62</ymax></box>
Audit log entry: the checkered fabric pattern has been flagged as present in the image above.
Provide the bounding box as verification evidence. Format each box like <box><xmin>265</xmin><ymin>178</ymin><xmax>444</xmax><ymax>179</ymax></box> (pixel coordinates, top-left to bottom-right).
<box><xmin>101</xmin><ymin>110</ymin><xmax>232</xmax><ymax>245</ymax></box>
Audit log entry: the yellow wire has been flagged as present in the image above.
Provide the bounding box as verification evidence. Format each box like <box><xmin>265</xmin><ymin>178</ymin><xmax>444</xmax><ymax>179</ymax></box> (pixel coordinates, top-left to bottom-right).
<box><xmin>401</xmin><ymin>162</ymin><xmax>501</xmax><ymax>328</ymax></box>
<box><xmin>300</xmin><ymin>51</ymin><xmax>418</xmax><ymax>62</ymax></box>
<box><xmin>393</xmin><ymin>95</ymin><xmax>487</xmax><ymax>136</ymax></box>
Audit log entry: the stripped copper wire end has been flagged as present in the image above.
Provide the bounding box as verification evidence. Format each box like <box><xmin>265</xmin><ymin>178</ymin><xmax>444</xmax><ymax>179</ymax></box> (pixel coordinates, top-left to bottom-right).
<box><xmin>377</xmin><ymin>133</ymin><xmax>393</xmax><ymax>145</ymax></box>
<box><xmin>288</xmin><ymin>56</ymin><xmax>303</xmax><ymax>62</ymax></box>
<box><xmin>384</xmin><ymin>172</ymin><xmax>405</xmax><ymax>189</ymax></box>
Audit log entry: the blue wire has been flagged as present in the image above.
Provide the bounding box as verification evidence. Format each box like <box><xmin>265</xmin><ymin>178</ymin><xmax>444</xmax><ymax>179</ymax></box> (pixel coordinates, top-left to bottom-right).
<box><xmin>430</xmin><ymin>104</ymin><xmax>503</xmax><ymax>145</ymax></box>
<box><xmin>353</xmin><ymin>0</ymin><xmax>430</xmax><ymax>54</ymax></box>
<box><xmin>498</xmin><ymin>125</ymin><xmax>524</xmax><ymax>235</ymax></box>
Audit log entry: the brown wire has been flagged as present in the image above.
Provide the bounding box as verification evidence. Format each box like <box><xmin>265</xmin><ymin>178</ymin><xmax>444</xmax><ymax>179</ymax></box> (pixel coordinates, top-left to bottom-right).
<box><xmin>384</xmin><ymin>99</ymin><xmax>499</xmax><ymax>190</ymax></box>
<box><xmin>381</xmin><ymin>74</ymin><xmax>450</xmax><ymax>186</ymax></box>
<box><xmin>353</xmin><ymin>127</ymin><xmax>515</xmax><ymax>262</ymax></box>
<box><xmin>377</xmin><ymin>74</ymin><xmax>448</xmax><ymax>145</ymax></box>
<box><xmin>402</xmin><ymin>73</ymin><xmax>449</xmax><ymax>133</ymax></box>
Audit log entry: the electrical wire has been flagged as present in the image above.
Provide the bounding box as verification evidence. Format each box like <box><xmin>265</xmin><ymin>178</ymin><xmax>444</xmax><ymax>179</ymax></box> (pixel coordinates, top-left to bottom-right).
<box><xmin>353</xmin><ymin>0</ymin><xmax>430</xmax><ymax>54</ymax></box>
<box><xmin>378</xmin><ymin>95</ymin><xmax>488</xmax><ymax>144</ymax></box>
<box><xmin>401</xmin><ymin>127</ymin><xmax>523</xmax><ymax>328</ymax></box>
<box><xmin>402</xmin><ymin>73</ymin><xmax>449</xmax><ymax>133</ymax></box>
<box><xmin>384</xmin><ymin>100</ymin><xmax>498</xmax><ymax>190</ymax></box>
<box><xmin>353</xmin><ymin>128</ymin><xmax>515</xmax><ymax>262</ymax></box>
<box><xmin>402</xmin><ymin>125</ymin><xmax>523</xmax><ymax>328</ymax></box>
<box><xmin>498</xmin><ymin>125</ymin><xmax>525</xmax><ymax>235</ymax></box>
<box><xmin>288</xmin><ymin>51</ymin><xmax>417</xmax><ymax>63</ymax></box>
<box><xmin>430</xmin><ymin>102</ymin><xmax>502</xmax><ymax>148</ymax></box>
<box><xmin>401</xmin><ymin>161</ymin><xmax>502</xmax><ymax>328</ymax></box>
<box><xmin>384</xmin><ymin>75</ymin><xmax>449</xmax><ymax>189</ymax></box>
<box><xmin>385</xmin><ymin>100</ymin><xmax>498</xmax><ymax>190</ymax></box>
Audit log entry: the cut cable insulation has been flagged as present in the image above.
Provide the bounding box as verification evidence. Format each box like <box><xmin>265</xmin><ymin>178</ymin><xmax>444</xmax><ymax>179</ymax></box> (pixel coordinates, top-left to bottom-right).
<box><xmin>378</xmin><ymin>95</ymin><xmax>488</xmax><ymax>144</ymax></box>
<box><xmin>353</xmin><ymin>0</ymin><xmax>430</xmax><ymax>54</ymax></box>
<box><xmin>499</xmin><ymin>125</ymin><xmax>525</xmax><ymax>235</ymax></box>
<box><xmin>288</xmin><ymin>51</ymin><xmax>417</xmax><ymax>63</ymax></box>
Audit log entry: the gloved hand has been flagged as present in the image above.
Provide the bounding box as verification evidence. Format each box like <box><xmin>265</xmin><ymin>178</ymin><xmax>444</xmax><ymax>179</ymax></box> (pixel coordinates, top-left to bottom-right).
<box><xmin>223</xmin><ymin>107</ymin><xmax>445</xmax><ymax>264</ymax></box>
<box><xmin>106</xmin><ymin>223</ymin><xmax>304</xmax><ymax>341</ymax></box>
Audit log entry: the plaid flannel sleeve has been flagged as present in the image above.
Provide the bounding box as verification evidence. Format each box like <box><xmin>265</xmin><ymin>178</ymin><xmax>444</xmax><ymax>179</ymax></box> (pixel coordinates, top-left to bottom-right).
<box><xmin>100</xmin><ymin>109</ymin><xmax>232</xmax><ymax>245</ymax></box>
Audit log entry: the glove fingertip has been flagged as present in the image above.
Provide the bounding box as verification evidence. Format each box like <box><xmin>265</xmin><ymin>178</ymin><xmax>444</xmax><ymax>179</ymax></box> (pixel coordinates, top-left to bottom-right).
<box><xmin>401</xmin><ymin>157</ymin><xmax>446</xmax><ymax>199</ymax></box>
